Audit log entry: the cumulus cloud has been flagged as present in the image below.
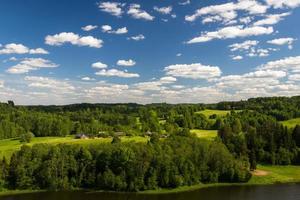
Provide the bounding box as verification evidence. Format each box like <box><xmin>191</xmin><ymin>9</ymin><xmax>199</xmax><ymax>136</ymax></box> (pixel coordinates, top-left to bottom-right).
<box><xmin>81</xmin><ymin>77</ymin><xmax>95</xmax><ymax>81</ymax></box>
<box><xmin>164</xmin><ymin>63</ymin><xmax>221</xmax><ymax>79</ymax></box>
<box><xmin>45</xmin><ymin>32</ymin><xmax>103</xmax><ymax>48</ymax></box>
<box><xmin>0</xmin><ymin>43</ymin><xmax>48</xmax><ymax>54</ymax></box>
<box><xmin>258</xmin><ymin>55</ymin><xmax>300</xmax><ymax>71</ymax></box>
<box><xmin>232</xmin><ymin>55</ymin><xmax>243</xmax><ymax>60</ymax></box>
<box><xmin>153</xmin><ymin>6</ymin><xmax>172</xmax><ymax>15</ymax></box>
<box><xmin>127</xmin><ymin>4</ymin><xmax>154</xmax><ymax>21</ymax></box>
<box><xmin>95</xmin><ymin>69</ymin><xmax>139</xmax><ymax>78</ymax></box>
<box><xmin>81</xmin><ymin>25</ymin><xmax>98</xmax><ymax>31</ymax></box>
<box><xmin>117</xmin><ymin>59</ymin><xmax>136</xmax><ymax>67</ymax></box>
<box><xmin>6</xmin><ymin>58</ymin><xmax>58</xmax><ymax>74</ymax></box>
<box><xmin>265</xmin><ymin>0</ymin><xmax>300</xmax><ymax>8</ymax></box>
<box><xmin>229</xmin><ymin>40</ymin><xmax>259</xmax><ymax>51</ymax></box>
<box><xmin>253</xmin><ymin>12</ymin><xmax>291</xmax><ymax>26</ymax></box>
<box><xmin>98</xmin><ymin>1</ymin><xmax>124</xmax><ymax>17</ymax></box>
<box><xmin>101</xmin><ymin>25</ymin><xmax>112</xmax><ymax>32</ymax></box>
<box><xmin>187</xmin><ymin>26</ymin><xmax>273</xmax><ymax>44</ymax></box>
<box><xmin>24</xmin><ymin>76</ymin><xmax>75</xmax><ymax>94</ymax></box>
<box><xmin>127</xmin><ymin>34</ymin><xmax>145</xmax><ymax>41</ymax></box>
<box><xmin>101</xmin><ymin>25</ymin><xmax>128</xmax><ymax>34</ymax></box>
<box><xmin>92</xmin><ymin>61</ymin><xmax>108</xmax><ymax>69</ymax></box>
<box><xmin>267</xmin><ymin>37</ymin><xmax>296</xmax><ymax>49</ymax></box>
<box><xmin>179</xmin><ymin>0</ymin><xmax>191</xmax><ymax>6</ymax></box>
<box><xmin>185</xmin><ymin>0</ymin><xmax>268</xmax><ymax>23</ymax></box>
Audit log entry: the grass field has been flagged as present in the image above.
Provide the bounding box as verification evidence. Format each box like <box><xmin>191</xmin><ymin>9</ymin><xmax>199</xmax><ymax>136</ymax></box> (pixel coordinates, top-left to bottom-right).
<box><xmin>281</xmin><ymin>118</ymin><xmax>300</xmax><ymax>129</ymax></box>
<box><xmin>249</xmin><ymin>165</ymin><xmax>300</xmax><ymax>185</ymax></box>
<box><xmin>0</xmin><ymin>136</ymin><xmax>148</xmax><ymax>159</ymax></box>
<box><xmin>191</xmin><ymin>129</ymin><xmax>218</xmax><ymax>140</ymax></box>
<box><xmin>195</xmin><ymin>109</ymin><xmax>242</xmax><ymax>119</ymax></box>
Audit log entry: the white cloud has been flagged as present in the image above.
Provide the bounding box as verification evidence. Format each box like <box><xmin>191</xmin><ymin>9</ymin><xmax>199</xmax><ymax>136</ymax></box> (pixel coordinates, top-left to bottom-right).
<box><xmin>267</xmin><ymin>37</ymin><xmax>296</xmax><ymax>49</ymax></box>
<box><xmin>176</xmin><ymin>53</ymin><xmax>182</xmax><ymax>57</ymax></box>
<box><xmin>117</xmin><ymin>59</ymin><xmax>136</xmax><ymax>67</ymax></box>
<box><xmin>6</xmin><ymin>58</ymin><xmax>58</xmax><ymax>74</ymax></box>
<box><xmin>29</xmin><ymin>48</ymin><xmax>49</xmax><ymax>54</ymax></box>
<box><xmin>128</xmin><ymin>34</ymin><xmax>145</xmax><ymax>41</ymax></box>
<box><xmin>81</xmin><ymin>25</ymin><xmax>98</xmax><ymax>31</ymax></box>
<box><xmin>101</xmin><ymin>25</ymin><xmax>112</xmax><ymax>32</ymax></box>
<box><xmin>288</xmin><ymin>74</ymin><xmax>300</xmax><ymax>81</ymax></box>
<box><xmin>185</xmin><ymin>0</ymin><xmax>268</xmax><ymax>23</ymax></box>
<box><xmin>95</xmin><ymin>69</ymin><xmax>139</xmax><ymax>78</ymax></box>
<box><xmin>98</xmin><ymin>1</ymin><xmax>124</xmax><ymax>17</ymax></box>
<box><xmin>153</xmin><ymin>6</ymin><xmax>172</xmax><ymax>15</ymax></box>
<box><xmin>265</xmin><ymin>0</ymin><xmax>300</xmax><ymax>8</ymax></box>
<box><xmin>113</xmin><ymin>27</ymin><xmax>128</xmax><ymax>34</ymax></box>
<box><xmin>253</xmin><ymin>12</ymin><xmax>291</xmax><ymax>26</ymax></box>
<box><xmin>127</xmin><ymin>4</ymin><xmax>155</xmax><ymax>21</ymax></box>
<box><xmin>101</xmin><ymin>25</ymin><xmax>128</xmax><ymax>34</ymax></box>
<box><xmin>160</xmin><ymin>76</ymin><xmax>177</xmax><ymax>83</ymax></box>
<box><xmin>24</xmin><ymin>76</ymin><xmax>75</xmax><ymax>94</ymax></box>
<box><xmin>45</xmin><ymin>32</ymin><xmax>103</xmax><ymax>48</ymax></box>
<box><xmin>0</xmin><ymin>80</ymin><xmax>4</xmax><ymax>88</ymax></box>
<box><xmin>81</xmin><ymin>77</ymin><xmax>95</xmax><ymax>81</ymax></box>
<box><xmin>179</xmin><ymin>0</ymin><xmax>191</xmax><ymax>6</ymax></box>
<box><xmin>0</xmin><ymin>43</ymin><xmax>48</xmax><ymax>55</ymax></box>
<box><xmin>92</xmin><ymin>61</ymin><xmax>108</xmax><ymax>69</ymax></box>
<box><xmin>232</xmin><ymin>55</ymin><xmax>243</xmax><ymax>60</ymax></box>
<box><xmin>258</xmin><ymin>56</ymin><xmax>300</xmax><ymax>71</ymax></box>
<box><xmin>229</xmin><ymin>40</ymin><xmax>259</xmax><ymax>51</ymax></box>
<box><xmin>187</xmin><ymin>26</ymin><xmax>273</xmax><ymax>44</ymax></box>
<box><xmin>164</xmin><ymin>63</ymin><xmax>221</xmax><ymax>79</ymax></box>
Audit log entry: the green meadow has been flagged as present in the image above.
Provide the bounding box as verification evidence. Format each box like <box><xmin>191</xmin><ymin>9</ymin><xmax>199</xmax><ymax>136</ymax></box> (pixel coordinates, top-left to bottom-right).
<box><xmin>191</xmin><ymin>129</ymin><xmax>218</xmax><ymax>140</ymax></box>
<box><xmin>281</xmin><ymin>118</ymin><xmax>300</xmax><ymax>129</ymax></box>
<box><xmin>0</xmin><ymin>136</ymin><xmax>148</xmax><ymax>159</ymax></box>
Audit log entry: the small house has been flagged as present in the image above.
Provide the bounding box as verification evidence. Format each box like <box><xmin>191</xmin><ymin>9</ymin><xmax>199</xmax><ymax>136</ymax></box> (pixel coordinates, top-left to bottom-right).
<box><xmin>75</xmin><ymin>133</ymin><xmax>89</xmax><ymax>139</ymax></box>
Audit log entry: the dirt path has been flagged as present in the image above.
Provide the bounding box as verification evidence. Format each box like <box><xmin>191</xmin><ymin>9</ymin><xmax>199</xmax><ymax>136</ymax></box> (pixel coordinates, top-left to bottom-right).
<box><xmin>252</xmin><ymin>170</ymin><xmax>269</xmax><ymax>176</ymax></box>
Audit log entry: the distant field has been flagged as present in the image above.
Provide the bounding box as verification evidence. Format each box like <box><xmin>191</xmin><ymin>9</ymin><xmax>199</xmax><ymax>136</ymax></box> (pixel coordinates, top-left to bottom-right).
<box><xmin>281</xmin><ymin>118</ymin><xmax>300</xmax><ymax>129</ymax></box>
<box><xmin>191</xmin><ymin>129</ymin><xmax>218</xmax><ymax>140</ymax></box>
<box><xmin>195</xmin><ymin>109</ymin><xmax>242</xmax><ymax>119</ymax></box>
<box><xmin>0</xmin><ymin>136</ymin><xmax>148</xmax><ymax>159</ymax></box>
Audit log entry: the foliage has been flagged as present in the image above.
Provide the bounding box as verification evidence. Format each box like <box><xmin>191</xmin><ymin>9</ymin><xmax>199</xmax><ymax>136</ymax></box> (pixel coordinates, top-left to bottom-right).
<box><xmin>0</xmin><ymin>136</ymin><xmax>250</xmax><ymax>192</ymax></box>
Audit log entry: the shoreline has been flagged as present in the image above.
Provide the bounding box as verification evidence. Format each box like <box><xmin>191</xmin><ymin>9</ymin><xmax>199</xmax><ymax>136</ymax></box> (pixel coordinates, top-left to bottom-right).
<box><xmin>1</xmin><ymin>165</ymin><xmax>300</xmax><ymax>196</ymax></box>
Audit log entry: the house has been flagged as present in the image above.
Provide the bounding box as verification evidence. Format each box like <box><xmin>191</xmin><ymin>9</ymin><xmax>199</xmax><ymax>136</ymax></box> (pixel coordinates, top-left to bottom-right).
<box><xmin>75</xmin><ymin>133</ymin><xmax>89</xmax><ymax>139</ymax></box>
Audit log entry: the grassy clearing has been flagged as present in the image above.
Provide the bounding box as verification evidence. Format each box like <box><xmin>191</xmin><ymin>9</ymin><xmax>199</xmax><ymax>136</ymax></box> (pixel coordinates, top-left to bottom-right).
<box><xmin>195</xmin><ymin>109</ymin><xmax>242</xmax><ymax>119</ymax></box>
<box><xmin>0</xmin><ymin>136</ymin><xmax>148</xmax><ymax>159</ymax></box>
<box><xmin>249</xmin><ymin>165</ymin><xmax>300</xmax><ymax>185</ymax></box>
<box><xmin>191</xmin><ymin>129</ymin><xmax>218</xmax><ymax>140</ymax></box>
<box><xmin>281</xmin><ymin>118</ymin><xmax>300</xmax><ymax>129</ymax></box>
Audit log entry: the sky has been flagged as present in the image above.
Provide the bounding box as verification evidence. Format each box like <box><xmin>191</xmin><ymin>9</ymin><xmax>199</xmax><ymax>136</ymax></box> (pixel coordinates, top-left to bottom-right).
<box><xmin>0</xmin><ymin>0</ymin><xmax>300</xmax><ymax>105</ymax></box>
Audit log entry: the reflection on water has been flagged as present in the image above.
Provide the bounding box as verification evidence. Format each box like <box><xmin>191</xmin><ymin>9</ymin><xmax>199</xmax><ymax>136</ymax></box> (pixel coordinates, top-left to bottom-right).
<box><xmin>1</xmin><ymin>184</ymin><xmax>300</xmax><ymax>200</ymax></box>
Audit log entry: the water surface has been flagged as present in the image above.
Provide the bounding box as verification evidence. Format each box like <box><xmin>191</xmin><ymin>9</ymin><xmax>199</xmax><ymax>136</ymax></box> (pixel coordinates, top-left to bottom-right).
<box><xmin>1</xmin><ymin>184</ymin><xmax>300</xmax><ymax>200</ymax></box>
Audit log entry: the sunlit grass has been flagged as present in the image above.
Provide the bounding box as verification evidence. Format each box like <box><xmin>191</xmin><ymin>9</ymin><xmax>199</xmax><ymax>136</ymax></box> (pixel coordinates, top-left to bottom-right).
<box><xmin>281</xmin><ymin>118</ymin><xmax>300</xmax><ymax>129</ymax></box>
<box><xmin>191</xmin><ymin>129</ymin><xmax>218</xmax><ymax>140</ymax></box>
<box><xmin>0</xmin><ymin>136</ymin><xmax>148</xmax><ymax>159</ymax></box>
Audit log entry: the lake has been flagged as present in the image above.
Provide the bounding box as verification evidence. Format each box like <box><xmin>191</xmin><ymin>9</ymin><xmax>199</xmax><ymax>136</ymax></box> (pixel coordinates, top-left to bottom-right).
<box><xmin>1</xmin><ymin>184</ymin><xmax>300</xmax><ymax>200</ymax></box>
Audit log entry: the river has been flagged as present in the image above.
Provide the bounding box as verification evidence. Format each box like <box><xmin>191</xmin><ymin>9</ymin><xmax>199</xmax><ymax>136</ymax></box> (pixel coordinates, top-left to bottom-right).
<box><xmin>1</xmin><ymin>184</ymin><xmax>300</xmax><ymax>200</ymax></box>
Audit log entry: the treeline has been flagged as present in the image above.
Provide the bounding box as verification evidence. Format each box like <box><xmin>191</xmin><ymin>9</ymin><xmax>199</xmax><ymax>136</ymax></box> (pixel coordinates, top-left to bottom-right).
<box><xmin>0</xmin><ymin>102</ymin><xmax>210</xmax><ymax>140</ymax></box>
<box><xmin>218</xmin><ymin>111</ymin><xmax>300</xmax><ymax>169</ymax></box>
<box><xmin>214</xmin><ymin>96</ymin><xmax>300</xmax><ymax>121</ymax></box>
<box><xmin>0</xmin><ymin>136</ymin><xmax>250</xmax><ymax>191</ymax></box>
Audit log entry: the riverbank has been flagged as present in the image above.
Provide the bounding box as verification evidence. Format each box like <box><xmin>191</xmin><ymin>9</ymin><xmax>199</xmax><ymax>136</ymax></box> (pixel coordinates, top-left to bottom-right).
<box><xmin>141</xmin><ymin>164</ymin><xmax>300</xmax><ymax>194</ymax></box>
<box><xmin>1</xmin><ymin>165</ymin><xmax>300</xmax><ymax>196</ymax></box>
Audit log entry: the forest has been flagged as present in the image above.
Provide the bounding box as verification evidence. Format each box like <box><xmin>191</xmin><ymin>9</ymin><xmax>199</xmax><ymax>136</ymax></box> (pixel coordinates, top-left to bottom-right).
<box><xmin>0</xmin><ymin>96</ymin><xmax>300</xmax><ymax>192</ymax></box>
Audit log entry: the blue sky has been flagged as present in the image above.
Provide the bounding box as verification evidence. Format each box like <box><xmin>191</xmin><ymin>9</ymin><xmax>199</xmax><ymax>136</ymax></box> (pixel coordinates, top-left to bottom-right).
<box><xmin>0</xmin><ymin>0</ymin><xmax>300</xmax><ymax>105</ymax></box>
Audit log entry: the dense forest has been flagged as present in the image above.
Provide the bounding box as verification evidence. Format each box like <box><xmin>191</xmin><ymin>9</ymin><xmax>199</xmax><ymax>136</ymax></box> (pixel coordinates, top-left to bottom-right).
<box><xmin>0</xmin><ymin>96</ymin><xmax>300</xmax><ymax>191</ymax></box>
<box><xmin>0</xmin><ymin>136</ymin><xmax>250</xmax><ymax>191</ymax></box>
